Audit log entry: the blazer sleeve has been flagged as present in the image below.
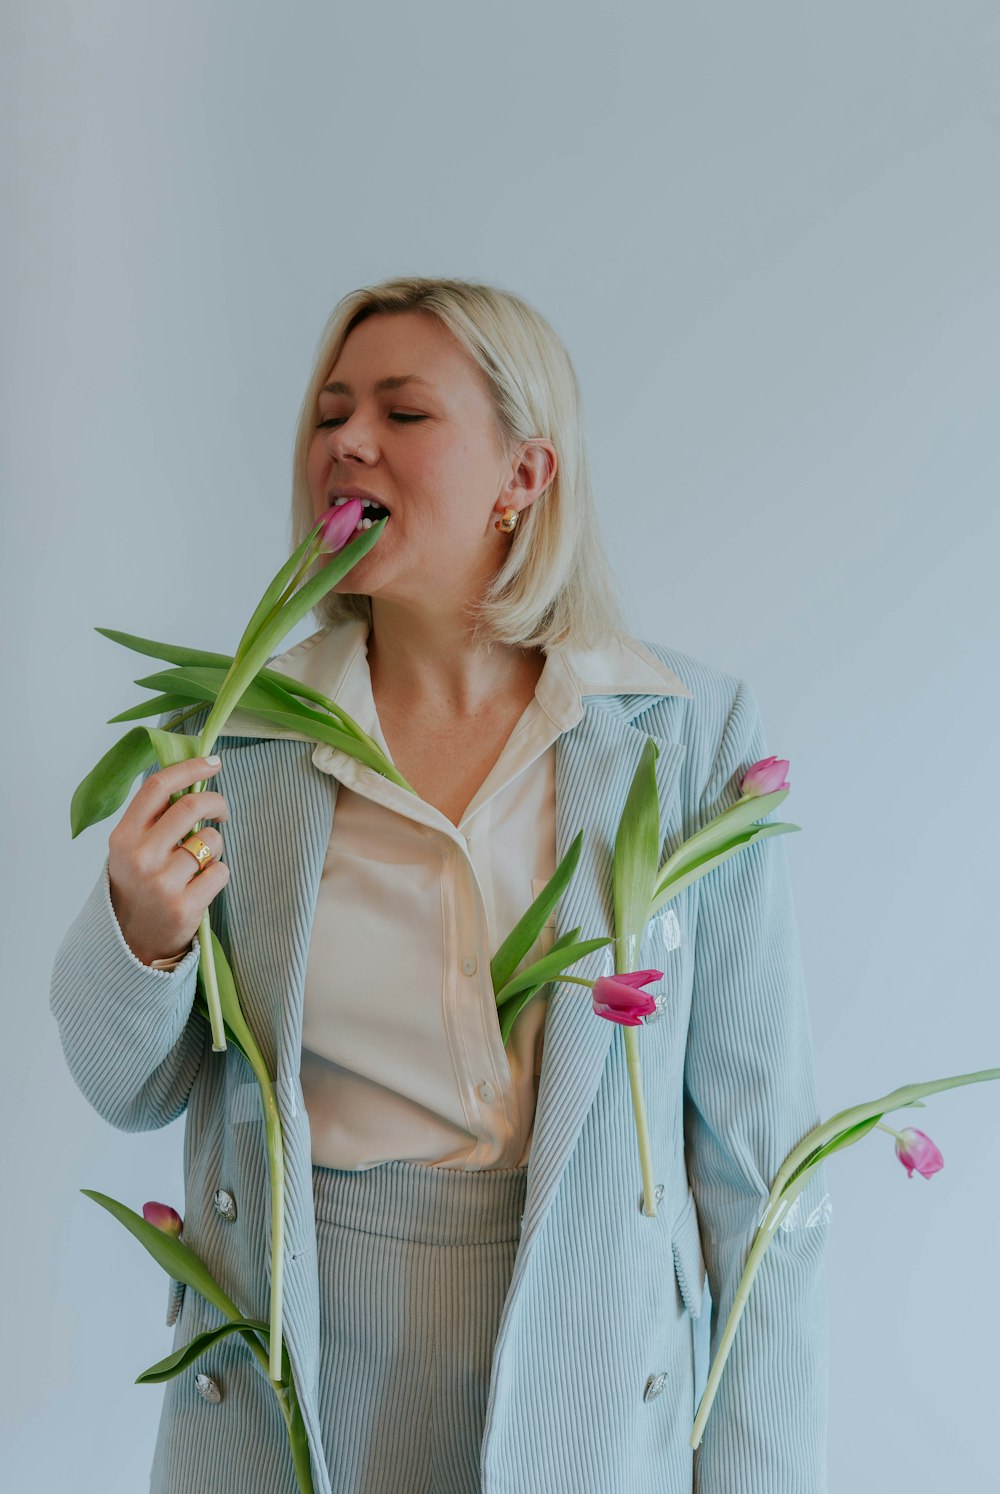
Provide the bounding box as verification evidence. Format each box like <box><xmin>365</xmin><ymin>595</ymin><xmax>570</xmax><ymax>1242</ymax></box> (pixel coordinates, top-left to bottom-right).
<box><xmin>49</xmin><ymin>761</ymin><xmax>208</xmax><ymax>1134</ymax></box>
<box><xmin>684</xmin><ymin>678</ymin><xmax>831</xmax><ymax>1494</ymax></box>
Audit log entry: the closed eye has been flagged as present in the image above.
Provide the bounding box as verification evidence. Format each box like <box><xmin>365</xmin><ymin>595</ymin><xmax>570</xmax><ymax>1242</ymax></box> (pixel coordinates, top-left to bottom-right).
<box><xmin>316</xmin><ymin>414</ymin><xmax>427</xmax><ymax>427</ymax></box>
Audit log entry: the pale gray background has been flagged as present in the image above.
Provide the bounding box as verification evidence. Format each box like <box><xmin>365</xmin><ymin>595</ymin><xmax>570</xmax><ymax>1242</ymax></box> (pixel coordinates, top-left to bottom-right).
<box><xmin>4</xmin><ymin>1</ymin><xmax>998</xmax><ymax>1488</ymax></box>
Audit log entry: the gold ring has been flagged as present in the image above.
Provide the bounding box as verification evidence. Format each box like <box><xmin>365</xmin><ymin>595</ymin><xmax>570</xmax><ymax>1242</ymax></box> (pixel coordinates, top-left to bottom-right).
<box><xmin>178</xmin><ymin>833</ymin><xmax>215</xmax><ymax>873</ymax></box>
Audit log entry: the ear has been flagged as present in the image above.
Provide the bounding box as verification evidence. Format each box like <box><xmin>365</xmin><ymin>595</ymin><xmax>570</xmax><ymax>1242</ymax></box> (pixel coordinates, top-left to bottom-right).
<box><xmin>504</xmin><ymin>438</ymin><xmax>558</xmax><ymax>512</ymax></box>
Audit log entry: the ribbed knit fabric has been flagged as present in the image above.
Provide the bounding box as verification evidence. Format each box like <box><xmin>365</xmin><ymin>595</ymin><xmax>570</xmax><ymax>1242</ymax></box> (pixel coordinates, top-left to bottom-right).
<box><xmin>50</xmin><ymin>639</ymin><xmax>831</xmax><ymax>1494</ymax></box>
<box><xmin>312</xmin><ymin>1161</ymin><xmax>528</xmax><ymax>1493</ymax></box>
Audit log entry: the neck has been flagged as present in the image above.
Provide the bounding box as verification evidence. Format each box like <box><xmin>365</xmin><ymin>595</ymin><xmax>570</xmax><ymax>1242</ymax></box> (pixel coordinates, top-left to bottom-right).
<box><xmin>366</xmin><ymin>598</ymin><xmax>543</xmax><ymax>717</ymax></box>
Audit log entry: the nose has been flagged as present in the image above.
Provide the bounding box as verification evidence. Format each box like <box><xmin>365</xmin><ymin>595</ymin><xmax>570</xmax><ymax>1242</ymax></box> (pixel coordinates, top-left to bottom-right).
<box><xmin>324</xmin><ymin>415</ymin><xmax>374</xmax><ymax>463</ymax></box>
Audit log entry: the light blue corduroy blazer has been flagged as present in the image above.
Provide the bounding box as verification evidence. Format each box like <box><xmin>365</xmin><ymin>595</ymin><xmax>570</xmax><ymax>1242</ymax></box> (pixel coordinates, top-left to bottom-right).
<box><xmin>50</xmin><ymin>640</ymin><xmax>830</xmax><ymax>1494</ymax></box>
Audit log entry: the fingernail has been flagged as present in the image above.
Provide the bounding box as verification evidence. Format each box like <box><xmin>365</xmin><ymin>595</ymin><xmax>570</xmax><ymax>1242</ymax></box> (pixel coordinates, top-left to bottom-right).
<box><xmin>204</xmin><ymin>755</ymin><xmax>221</xmax><ymax>766</ymax></box>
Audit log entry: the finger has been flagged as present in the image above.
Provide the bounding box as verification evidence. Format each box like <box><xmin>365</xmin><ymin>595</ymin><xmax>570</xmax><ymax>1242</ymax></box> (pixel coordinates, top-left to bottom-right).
<box><xmin>179</xmin><ymin>857</ymin><xmax>230</xmax><ymax>925</ymax></box>
<box><xmin>154</xmin><ymin>790</ymin><xmax>230</xmax><ymax>854</ymax></box>
<box><xmin>133</xmin><ymin>757</ymin><xmax>224</xmax><ymax>832</ymax></box>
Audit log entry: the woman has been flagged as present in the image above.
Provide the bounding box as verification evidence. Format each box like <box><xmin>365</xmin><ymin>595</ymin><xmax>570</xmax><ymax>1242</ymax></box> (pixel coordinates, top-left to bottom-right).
<box><xmin>51</xmin><ymin>276</ymin><xmax>830</xmax><ymax>1494</ymax></box>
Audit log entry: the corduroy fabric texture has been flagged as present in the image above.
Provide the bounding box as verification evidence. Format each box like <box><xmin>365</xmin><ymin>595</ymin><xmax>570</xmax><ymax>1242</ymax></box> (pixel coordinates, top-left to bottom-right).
<box><xmin>50</xmin><ymin>639</ymin><xmax>831</xmax><ymax>1493</ymax></box>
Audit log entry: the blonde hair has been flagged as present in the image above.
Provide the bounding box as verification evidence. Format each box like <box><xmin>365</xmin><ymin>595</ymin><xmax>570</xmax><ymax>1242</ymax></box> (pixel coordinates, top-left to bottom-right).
<box><xmin>289</xmin><ymin>275</ymin><xmax>630</xmax><ymax>651</ymax></box>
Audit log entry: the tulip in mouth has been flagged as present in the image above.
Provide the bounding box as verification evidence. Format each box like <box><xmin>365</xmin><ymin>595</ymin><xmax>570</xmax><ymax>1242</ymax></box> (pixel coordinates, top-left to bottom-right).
<box><xmin>329</xmin><ymin>495</ymin><xmax>392</xmax><ymax>533</ymax></box>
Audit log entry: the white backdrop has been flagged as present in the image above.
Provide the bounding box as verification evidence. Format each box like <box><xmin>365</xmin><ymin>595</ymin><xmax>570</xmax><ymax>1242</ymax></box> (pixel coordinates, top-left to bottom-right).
<box><xmin>4</xmin><ymin>2</ymin><xmax>998</xmax><ymax>1489</ymax></box>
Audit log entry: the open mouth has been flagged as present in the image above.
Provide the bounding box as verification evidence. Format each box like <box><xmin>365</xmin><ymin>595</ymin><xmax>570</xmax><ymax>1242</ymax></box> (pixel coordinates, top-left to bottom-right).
<box><xmin>329</xmin><ymin>495</ymin><xmax>391</xmax><ymax>532</ymax></box>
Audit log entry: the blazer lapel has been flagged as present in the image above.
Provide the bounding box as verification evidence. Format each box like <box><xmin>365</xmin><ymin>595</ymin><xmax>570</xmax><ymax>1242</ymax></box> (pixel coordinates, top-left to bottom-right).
<box><xmin>518</xmin><ymin>696</ymin><xmax>687</xmax><ymax>1247</ymax></box>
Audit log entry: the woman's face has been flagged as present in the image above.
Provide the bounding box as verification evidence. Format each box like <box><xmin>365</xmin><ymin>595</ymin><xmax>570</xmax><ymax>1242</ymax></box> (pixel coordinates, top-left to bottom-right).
<box><xmin>306</xmin><ymin>310</ymin><xmax>527</xmax><ymax>610</ymax></box>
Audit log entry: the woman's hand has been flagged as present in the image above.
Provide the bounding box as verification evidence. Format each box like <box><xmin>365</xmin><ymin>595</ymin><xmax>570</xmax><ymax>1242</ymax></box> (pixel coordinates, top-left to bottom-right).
<box><xmin>108</xmin><ymin>757</ymin><xmax>230</xmax><ymax>967</ymax></box>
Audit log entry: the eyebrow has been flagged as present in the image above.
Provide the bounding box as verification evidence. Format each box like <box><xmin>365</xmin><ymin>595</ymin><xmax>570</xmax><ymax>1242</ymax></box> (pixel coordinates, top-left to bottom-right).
<box><xmin>320</xmin><ymin>374</ymin><xmax>436</xmax><ymax>396</ymax></box>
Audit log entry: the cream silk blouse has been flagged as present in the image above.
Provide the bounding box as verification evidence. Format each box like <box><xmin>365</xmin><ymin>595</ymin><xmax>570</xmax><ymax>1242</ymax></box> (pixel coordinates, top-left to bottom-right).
<box><xmin>156</xmin><ymin>618</ymin><xmax>692</xmax><ymax>1172</ymax></box>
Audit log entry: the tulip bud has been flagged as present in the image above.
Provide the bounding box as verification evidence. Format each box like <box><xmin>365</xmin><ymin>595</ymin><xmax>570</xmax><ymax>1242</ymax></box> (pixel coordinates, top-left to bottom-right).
<box><xmin>142</xmin><ymin>1201</ymin><xmax>183</xmax><ymax>1236</ymax></box>
<box><xmin>740</xmin><ymin>755</ymin><xmax>790</xmax><ymax>797</ymax></box>
<box><xmin>317</xmin><ymin>498</ymin><xmax>364</xmax><ymax>555</ymax></box>
<box><xmin>591</xmin><ymin>971</ymin><xmax>662</xmax><ymax>1026</ymax></box>
<box><xmin>894</xmin><ymin>1127</ymin><xmax>944</xmax><ymax>1179</ymax></box>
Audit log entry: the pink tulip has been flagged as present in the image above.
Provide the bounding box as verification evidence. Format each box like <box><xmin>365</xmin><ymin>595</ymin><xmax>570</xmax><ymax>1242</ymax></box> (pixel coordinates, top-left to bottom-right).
<box><xmin>317</xmin><ymin>498</ymin><xmax>364</xmax><ymax>555</ymax></box>
<box><xmin>143</xmin><ymin>1201</ymin><xmax>183</xmax><ymax>1236</ymax></box>
<box><xmin>592</xmin><ymin>970</ymin><xmax>663</xmax><ymax>1026</ymax></box>
<box><xmin>740</xmin><ymin>755</ymin><xmax>790</xmax><ymax>797</ymax></box>
<box><xmin>894</xmin><ymin>1127</ymin><xmax>944</xmax><ymax>1179</ymax></box>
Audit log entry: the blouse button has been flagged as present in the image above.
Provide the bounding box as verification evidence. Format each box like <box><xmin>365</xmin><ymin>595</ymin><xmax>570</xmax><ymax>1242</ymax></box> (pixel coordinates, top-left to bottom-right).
<box><xmin>477</xmin><ymin>1080</ymin><xmax>496</xmax><ymax>1104</ymax></box>
<box><xmin>462</xmin><ymin>956</ymin><xmax>478</xmax><ymax>977</ymax></box>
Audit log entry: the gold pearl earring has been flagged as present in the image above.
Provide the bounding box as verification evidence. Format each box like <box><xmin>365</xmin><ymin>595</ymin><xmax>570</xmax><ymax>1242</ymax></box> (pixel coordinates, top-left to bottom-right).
<box><xmin>495</xmin><ymin>507</ymin><xmax>519</xmax><ymax>532</ymax></box>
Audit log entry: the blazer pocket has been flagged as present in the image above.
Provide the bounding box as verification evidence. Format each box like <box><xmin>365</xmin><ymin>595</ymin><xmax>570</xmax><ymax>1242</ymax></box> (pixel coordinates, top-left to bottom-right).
<box><xmin>530</xmin><ymin>879</ymin><xmax>558</xmax><ymax>957</ymax></box>
<box><xmin>670</xmin><ymin>1190</ymin><xmax>706</xmax><ymax>1319</ymax></box>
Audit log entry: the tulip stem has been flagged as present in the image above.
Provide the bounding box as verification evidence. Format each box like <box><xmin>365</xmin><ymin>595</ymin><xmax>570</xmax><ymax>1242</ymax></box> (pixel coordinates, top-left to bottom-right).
<box><xmin>690</xmin><ymin>1168</ymin><xmax>812</xmax><ymax>1450</ymax></box>
<box><xmin>234</xmin><ymin>1029</ymin><xmax>287</xmax><ymax>1386</ymax></box>
<box><xmin>612</xmin><ymin>932</ymin><xmax>657</xmax><ymax>1218</ymax></box>
<box><xmin>623</xmin><ymin>1026</ymin><xmax>657</xmax><ymax>1216</ymax></box>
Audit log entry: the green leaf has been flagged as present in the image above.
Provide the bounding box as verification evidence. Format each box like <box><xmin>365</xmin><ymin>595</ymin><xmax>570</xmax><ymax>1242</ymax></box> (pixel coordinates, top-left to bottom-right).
<box><xmin>499</xmin><ymin>932</ymin><xmax>615</xmax><ymax>1039</ymax></box>
<box><xmin>198</xmin><ymin>519</ymin><xmax>388</xmax><ymax>753</ymax></box>
<box><xmin>286</xmin><ymin>1384</ymin><xmax>316</xmax><ymax>1494</ymax></box>
<box><xmin>95</xmin><ymin>624</ymin><xmax>369</xmax><ymax>742</ymax></box>
<box><xmin>498</xmin><ymin>985</ymin><xmax>545</xmax><ymax>1044</ymax></box>
<box><xmin>262</xmin><ymin>518</ymin><xmax>388</xmax><ymax>643</ymax></box>
<box><xmin>145</xmin><ymin>726</ymin><xmax>205</xmax><ymax>769</ymax></box>
<box><xmin>782</xmin><ymin>1113</ymin><xmax>885</xmax><ymax>1190</ymax></box>
<box><xmin>81</xmin><ymin>1191</ymin><xmax>242</xmax><ymax>1322</ymax></box>
<box><xmin>232</xmin><ymin>524</ymin><xmax>327</xmax><ymax>663</ymax></box>
<box><xmin>496</xmin><ymin>929</ymin><xmax>590</xmax><ymax>1044</ymax></box>
<box><xmin>547</xmin><ymin>925</ymin><xmax>586</xmax><ymax>955</ymax></box>
<box><xmin>654</xmin><ymin>788</ymin><xmax>790</xmax><ymax>894</ymax></box>
<box><xmin>94</xmin><ymin>626</ymin><xmax>235</xmax><ymax>670</ymax></box>
<box><xmin>494</xmin><ymin>936</ymin><xmax>612</xmax><ymax>1006</ymax></box>
<box><xmin>108</xmin><ymin>693</ymin><xmax>197</xmax><ymax>723</ymax></box>
<box><xmin>648</xmin><ymin>822</ymin><xmax>799</xmax><ymax>916</ymax></box>
<box><xmin>613</xmin><ymin>739</ymin><xmax>661</xmax><ymax>953</ymax></box>
<box><xmin>135</xmin><ymin>666</ymin><xmax>411</xmax><ymax>788</ymax></box>
<box><xmin>490</xmin><ymin>832</ymin><xmax>584</xmax><ymax>995</ymax></box>
<box><xmin>136</xmin><ymin>1317</ymin><xmax>270</xmax><ymax>1384</ymax></box>
<box><xmin>69</xmin><ymin>728</ymin><xmax>159</xmax><ymax>839</ymax></box>
<box><xmin>132</xmin><ymin>666</ymin><xmax>224</xmax><ymax>705</ymax></box>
